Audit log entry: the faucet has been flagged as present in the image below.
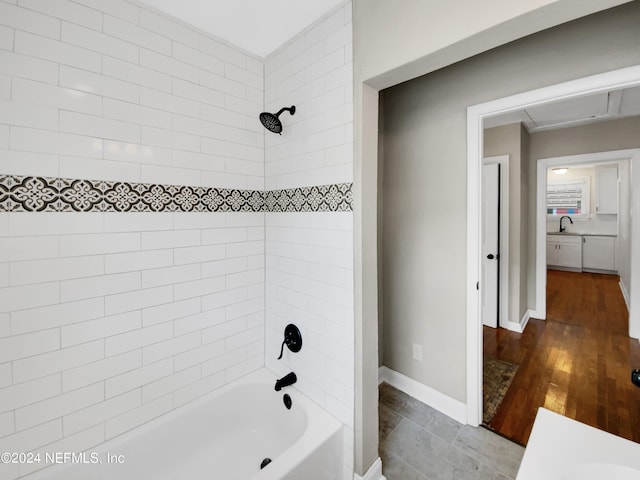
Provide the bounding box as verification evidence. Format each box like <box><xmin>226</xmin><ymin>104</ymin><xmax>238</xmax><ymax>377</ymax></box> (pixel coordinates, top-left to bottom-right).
<box><xmin>274</xmin><ymin>372</ymin><xmax>297</xmax><ymax>391</ymax></box>
<box><xmin>559</xmin><ymin>215</ymin><xmax>573</xmax><ymax>232</ymax></box>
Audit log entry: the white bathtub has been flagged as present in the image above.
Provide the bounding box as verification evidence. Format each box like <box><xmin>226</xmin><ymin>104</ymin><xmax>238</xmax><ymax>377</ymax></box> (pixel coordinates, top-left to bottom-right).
<box><xmin>24</xmin><ymin>369</ymin><xmax>343</xmax><ymax>480</ymax></box>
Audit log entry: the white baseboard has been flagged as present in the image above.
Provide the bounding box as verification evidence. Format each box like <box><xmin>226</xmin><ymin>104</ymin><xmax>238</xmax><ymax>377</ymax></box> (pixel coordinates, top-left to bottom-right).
<box><xmin>520</xmin><ymin>309</ymin><xmax>532</xmax><ymax>331</ymax></box>
<box><xmin>502</xmin><ymin>319</ymin><xmax>523</xmax><ymax>333</ymax></box>
<box><xmin>529</xmin><ymin>308</ymin><xmax>545</xmax><ymax>322</ymax></box>
<box><xmin>353</xmin><ymin>457</ymin><xmax>386</xmax><ymax>480</ymax></box>
<box><xmin>619</xmin><ymin>281</ymin><xmax>630</xmax><ymax>311</ymax></box>
<box><xmin>518</xmin><ymin>309</ymin><xmax>534</xmax><ymax>333</ymax></box>
<box><xmin>378</xmin><ymin>366</ymin><xmax>466</xmax><ymax>424</ymax></box>
<box><xmin>500</xmin><ymin>309</ymin><xmax>531</xmax><ymax>333</ymax></box>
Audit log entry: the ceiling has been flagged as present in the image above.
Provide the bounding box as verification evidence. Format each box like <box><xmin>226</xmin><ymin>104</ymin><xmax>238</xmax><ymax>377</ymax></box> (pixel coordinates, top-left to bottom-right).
<box><xmin>484</xmin><ymin>85</ymin><xmax>640</xmax><ymax>132</ymax></box>
<box><xmin>137</xmin><ymin>0</ymin><xmax>345</xmax><ymax>58</ymax></box>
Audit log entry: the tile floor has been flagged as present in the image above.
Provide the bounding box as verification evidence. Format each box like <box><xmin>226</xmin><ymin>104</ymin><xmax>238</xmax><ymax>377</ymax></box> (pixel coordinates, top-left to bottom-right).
<box><xmin>379</xmin><ymin>383</ymin><xmax>525</xmax><ymax>480</ymax></box>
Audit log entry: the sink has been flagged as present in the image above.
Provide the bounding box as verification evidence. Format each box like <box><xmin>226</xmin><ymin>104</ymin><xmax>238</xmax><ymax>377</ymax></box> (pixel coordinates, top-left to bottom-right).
<box><xmin>515</xmin><ymin>409</ymin><xmax>640</xmax><ymax>479</ymax></box>
<box><xmin>559</xmin><ymin>463</ymin><xmax>640</xmax><ymax>480</ymax></box>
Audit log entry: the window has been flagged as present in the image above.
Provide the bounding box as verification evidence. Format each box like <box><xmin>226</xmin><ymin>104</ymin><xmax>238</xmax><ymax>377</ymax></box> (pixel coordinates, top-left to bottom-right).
<box><xmin>546</xmin><ymin>177</ymin><xmax>590</xmax><ymax>216</ymax></box>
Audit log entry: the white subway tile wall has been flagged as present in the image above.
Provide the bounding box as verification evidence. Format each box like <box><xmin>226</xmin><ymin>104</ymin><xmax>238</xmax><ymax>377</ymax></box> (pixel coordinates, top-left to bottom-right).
<box><xmin>0</xmin><ymin>1</ymin><xmax>265</xmax><ymax>478</ymax></box>
<box><xmin>0</xmin><ymin>1</ymin><xmax>264</xmax><ymax>190</ymax></box>
<box><xmin>0</xmin><ymin>213</ymin><xmax>265</xmax><ymax>480</ymax></box>
<box><xmin>264</xmin><ymin>3</ymin><xmax>353</xmax><ymax>191</ymax></box>
<box><xmin>0</xmin><ymin>1</ymin><xmax>356</xmax><ymax>479</ymax></box>
<box><xmin>265</xmin><ymin>212</ymin><xmax>354</xmax><ymax>479</ymax></box>
<box><xmin>263</xmin><ymin>3</ymin><xmax>354</xmax><ymax>480</ymax></box>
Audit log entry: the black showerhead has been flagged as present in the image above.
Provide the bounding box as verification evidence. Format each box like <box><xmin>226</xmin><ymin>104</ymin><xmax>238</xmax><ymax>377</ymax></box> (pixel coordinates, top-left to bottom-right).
<box><xmin>259</xmin><ymin>106</ymin><xmax>296</xmax><ymax>134</ymax></box>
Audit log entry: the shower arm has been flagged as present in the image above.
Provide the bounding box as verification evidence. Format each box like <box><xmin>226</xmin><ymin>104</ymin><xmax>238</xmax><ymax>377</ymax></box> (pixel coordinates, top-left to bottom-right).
<box><xmin>275</xmin><ymin>106</ymin><xmax>295</xmax><ymax>117</ymax></box>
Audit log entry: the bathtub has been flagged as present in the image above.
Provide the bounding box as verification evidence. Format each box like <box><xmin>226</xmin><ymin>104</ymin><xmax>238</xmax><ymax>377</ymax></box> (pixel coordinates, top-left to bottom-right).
<box><xmin>23</xmin><ymin>369</ymin><xmax>343</xmax><ymax>480</ymax></box>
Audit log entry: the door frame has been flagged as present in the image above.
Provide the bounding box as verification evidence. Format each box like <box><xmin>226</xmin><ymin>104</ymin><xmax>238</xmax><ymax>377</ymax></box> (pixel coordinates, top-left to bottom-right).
<box><xmin>536</xmin><ymin>150</ymin><xmax>639</xmax><ymax>320</ymax></box>
<box><xmin>483</xmin><ymin>156</ymin><xmax>510</xmax><ymax>330</ymax></box>
<box><xmin>465</xmin><ymin>64</ymin><xmax>640</xmax><ymax>427</ymax></box>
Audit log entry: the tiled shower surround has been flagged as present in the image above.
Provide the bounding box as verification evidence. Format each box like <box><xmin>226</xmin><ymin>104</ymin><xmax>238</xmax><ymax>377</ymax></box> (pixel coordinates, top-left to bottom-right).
<box><xmin>0</xmin><ymin>1</ymin><xmax>354</xmax><ymax>480</ymax></box>
<box><xmin>264</xmin><ymin>3</ymin><xmax>354</xmax><ymax>479</ymax></box>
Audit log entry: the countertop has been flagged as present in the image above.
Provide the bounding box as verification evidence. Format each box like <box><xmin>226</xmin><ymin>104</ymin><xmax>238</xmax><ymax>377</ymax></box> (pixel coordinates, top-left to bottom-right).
<box><xmin>547</xmin><ymin>232</ymin><xmax>617</xmax><ymax>237</ymax></box>
<box><xmin>515</xmin><ymin>408</ymin><xmax>640</xmax><ymax>479</ymax></box>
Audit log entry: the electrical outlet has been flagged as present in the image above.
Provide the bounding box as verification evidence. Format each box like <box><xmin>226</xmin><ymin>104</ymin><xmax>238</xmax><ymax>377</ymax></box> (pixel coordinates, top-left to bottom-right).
<box><xmin>412</xmin><ymin>343</ymin><xmax>423</xmax><ymax>362</ymax></box>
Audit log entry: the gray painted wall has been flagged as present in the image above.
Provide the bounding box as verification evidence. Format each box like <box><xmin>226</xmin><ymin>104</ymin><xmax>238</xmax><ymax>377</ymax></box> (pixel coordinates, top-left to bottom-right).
<box><xmin>377</xmin><ymin>97</ymin><xmax>385</xmax><ymax>367</ymax></box>
<box><xmin>379</xmin><ymin>2</ymin><xmax>640</xmax><ymax>403</ymax></box>
<box><xmin>521</xmin><ymin>126</ymin><xmax>532</xmax><ymax>313</ymax></box>
<box><xmin>529</xmin><ymin>117</ymin><xmax>640</xmax><ymax>159</ymax></box>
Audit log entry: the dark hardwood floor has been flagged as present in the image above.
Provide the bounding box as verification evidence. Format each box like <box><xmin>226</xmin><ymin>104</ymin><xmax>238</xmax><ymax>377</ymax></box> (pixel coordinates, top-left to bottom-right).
<box><xmin>484</xmin><ymin>269</ymin><xmax>640</xmax><ymax>446</ymax></box>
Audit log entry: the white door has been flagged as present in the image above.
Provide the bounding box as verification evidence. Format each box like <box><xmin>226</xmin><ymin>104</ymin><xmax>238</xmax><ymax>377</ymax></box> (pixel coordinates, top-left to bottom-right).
<box><xmin>482</xmin><ymin>163</ymin><xmax>500</xmax><ymax>328</ymax></box>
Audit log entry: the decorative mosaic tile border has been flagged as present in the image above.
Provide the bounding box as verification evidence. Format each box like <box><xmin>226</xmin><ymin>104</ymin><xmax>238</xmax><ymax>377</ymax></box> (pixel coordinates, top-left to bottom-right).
<box><xmin>0</xmin><ymin>175</ymin><xmax>352</xmax><ymax>213</ymax></box>
<box><xmin>264</xmin><ymin>183</ymin><xmax>352</xmax><ymax>212</ymax></box>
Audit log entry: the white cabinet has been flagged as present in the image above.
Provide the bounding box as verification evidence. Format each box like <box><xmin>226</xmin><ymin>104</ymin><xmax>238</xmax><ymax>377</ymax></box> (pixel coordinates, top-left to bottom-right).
<box><xmin>557</xmin><ymin>236</ymin><xmax>583</xmax><ymax>269</ymax></box>
<box><xmin>547</xmin><ymin>234</ymin><xmax>617</xmax><ymax>273</ymax></box>
<box><xmin>547</xmin><ymin>234</ymin><xmax>582</xmax><ymax>270</ymax></box>
<box><xmin>546</xmin><ymin>238</ymin><xmax>559</xmax><ymax>266</ymax></box>
<box><xmin>582</xmin><ymin>236</ymin><xmax>616</xmax><ymax>271</ymax></box>
<box><xmin>595</xmin><ymin>165</ymin><xmax>618</xmax><ymax>214</ymax></box>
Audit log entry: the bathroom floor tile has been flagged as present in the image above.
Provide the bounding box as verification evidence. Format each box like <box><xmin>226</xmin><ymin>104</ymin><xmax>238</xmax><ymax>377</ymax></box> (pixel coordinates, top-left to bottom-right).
<box><xmin>379</xmin><ymin>402</ymin><xmax>403</xmax><ymax>443</ymax></box>
<box><xmin>477</xmin><ymin>464</ymin><xmax>514</xmax><ymax>480</ymax></box>
<box><xmin>379</xmin><ymin>383</ymin><xmax>524</xmax><ymax>480</ymax></box>
<box><xmin>452</xmin><ymin>424</ymin><xmax>524</xmax><ymax>478</ymax></box>
<box><xmin>380</xmin><ymin>450</ymin><xmax>429</xmax><ymax>480</ymax></box>
<box><xmin>382</xmin><ymin>419</ymin><xmax>482</xmax><ymax>480</ymax></box>
<box><xmin>379</xmin><ymin>383</ymin><xmax>461</xmax><ymax>443</ymax></box>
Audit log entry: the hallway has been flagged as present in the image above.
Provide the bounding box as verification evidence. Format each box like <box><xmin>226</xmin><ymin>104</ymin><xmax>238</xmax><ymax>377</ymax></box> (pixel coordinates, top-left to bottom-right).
<box><xmin>484</xmin><ymin>270</ymin><xmax>640</xmax><ymax>445</ymax></box>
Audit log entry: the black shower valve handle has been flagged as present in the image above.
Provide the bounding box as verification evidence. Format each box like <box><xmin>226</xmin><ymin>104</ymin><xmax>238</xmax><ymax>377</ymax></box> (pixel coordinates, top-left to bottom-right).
<box><xmin>276</xmin><ymin>324</ymin><xmax>302</xmax><ymax>360</ymax></box>
<box><xmin>277</xmin><ymin>339</ymin><xmax>287</xmax><ymax>360</ymax></box>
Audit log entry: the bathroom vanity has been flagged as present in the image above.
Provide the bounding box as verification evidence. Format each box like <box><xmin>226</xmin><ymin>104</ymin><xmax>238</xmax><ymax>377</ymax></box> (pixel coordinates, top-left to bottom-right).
<box><xmin>516</xmin><ymin>408</ymin><xmax>640</xmax><ymax>479</ymax></box>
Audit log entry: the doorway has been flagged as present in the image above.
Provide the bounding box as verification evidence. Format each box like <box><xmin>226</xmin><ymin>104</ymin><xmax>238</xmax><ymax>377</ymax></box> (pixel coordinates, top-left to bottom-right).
<box><xmin>467</xmin><ymin>65</ymin><xmax>640</xmax><ymax>428</ymax></box>
<box><xmin>483</xmin><ymin>150</ymin><xmax>640</xmax><ymax>445</ymax></box>
<box><xmin>481</xmin><ymin>151</ymin><xmax>637</xmax><ymax>440</ymax></box>
<box><xmin>535</xmin><ymin>151</ymin><xmax>637</xmax><ymax>322</ymax></box>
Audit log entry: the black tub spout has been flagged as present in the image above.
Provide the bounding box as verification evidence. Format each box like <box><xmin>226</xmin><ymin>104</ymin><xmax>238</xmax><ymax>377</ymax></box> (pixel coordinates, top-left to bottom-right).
<box><xmin>275</xmin><ymin>372</ymin><xmax>297</xmax><ymax>391</ymax></box>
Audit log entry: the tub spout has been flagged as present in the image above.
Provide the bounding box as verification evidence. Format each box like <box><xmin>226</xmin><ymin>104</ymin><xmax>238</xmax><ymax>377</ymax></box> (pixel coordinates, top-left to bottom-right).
<box><xmin>275</xmin><ymin>372</ymin><xmax>297</xmax><ymax>391</ymax></box>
